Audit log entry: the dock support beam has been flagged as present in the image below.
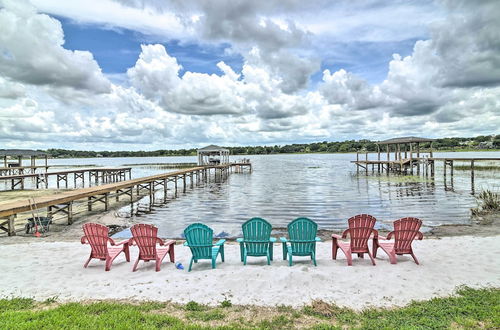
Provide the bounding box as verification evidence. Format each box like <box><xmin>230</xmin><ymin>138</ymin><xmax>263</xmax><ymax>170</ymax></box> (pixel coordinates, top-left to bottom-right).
<box><xmin>0</xmin><ymin>215</ymin><xmax>16</xmax><ymax>236</ymax></box>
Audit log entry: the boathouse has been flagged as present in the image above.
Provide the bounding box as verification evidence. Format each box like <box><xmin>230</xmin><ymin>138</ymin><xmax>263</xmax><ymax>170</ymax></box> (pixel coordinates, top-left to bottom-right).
<box><xmin>197</xmin><ymin>145</ymin><xmax>230</xmax><ymax>166</ymax></box>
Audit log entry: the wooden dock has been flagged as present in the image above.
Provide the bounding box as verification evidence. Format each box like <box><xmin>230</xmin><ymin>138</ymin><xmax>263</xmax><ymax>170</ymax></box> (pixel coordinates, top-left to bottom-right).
<box><xmin>0</xmin><ymin>163</ymin><xmax>251</xmax><ymax>236</ymax></box>
<box><xmin>0</xmin><ymin>167</ymin><xmax>132</xmax><ymax>190</ymax></box>
<box><xmin>0</xmin><ymin>165</ymin><xmax>51</xmax><ymax>176</ymax></box>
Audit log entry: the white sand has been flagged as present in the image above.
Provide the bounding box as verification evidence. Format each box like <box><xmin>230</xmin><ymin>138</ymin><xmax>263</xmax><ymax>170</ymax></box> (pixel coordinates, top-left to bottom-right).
<box><xmin>1</xmin><ymin>236</ymin><xmax>499</xmax><ymax>310</ymax></box>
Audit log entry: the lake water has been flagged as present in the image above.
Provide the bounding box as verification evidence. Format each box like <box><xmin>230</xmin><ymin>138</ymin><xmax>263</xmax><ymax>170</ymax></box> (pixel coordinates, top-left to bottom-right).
<box><xmin>5</xmin><ymin>152</ymin><xmax>500</xmax><ymax>238</ymax></box>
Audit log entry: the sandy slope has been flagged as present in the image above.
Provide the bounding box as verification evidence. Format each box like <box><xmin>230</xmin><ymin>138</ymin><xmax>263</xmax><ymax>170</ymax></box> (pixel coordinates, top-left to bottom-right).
<box><xmin>1</xmin><ymin>236</ymin><xmax>498</xmax><ymax>310</ymax></box>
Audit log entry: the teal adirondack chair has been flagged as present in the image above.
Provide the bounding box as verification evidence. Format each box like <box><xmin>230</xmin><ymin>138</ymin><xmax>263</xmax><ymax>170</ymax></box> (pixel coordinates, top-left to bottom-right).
<box><xmin>183</xmin><ymin>223</ymin><xmax>225</xmax><ymax>272</ymax></box>
<box><xmin>280</xmin><ymin>218</ymin><xmax>321</xmax><ymax>266</ymax></box>
<box><xmin>236</xmin><ymin>217</ymin><xmax>276</xmax><ymax>265</ymax></box>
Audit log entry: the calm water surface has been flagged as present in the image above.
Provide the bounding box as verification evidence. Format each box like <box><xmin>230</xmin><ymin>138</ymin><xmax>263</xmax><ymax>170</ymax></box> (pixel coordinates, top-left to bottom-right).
<box><xmin>6</xmin><ymin>152</ymin><xmax>500</xmax><ymax>237</ymax></box>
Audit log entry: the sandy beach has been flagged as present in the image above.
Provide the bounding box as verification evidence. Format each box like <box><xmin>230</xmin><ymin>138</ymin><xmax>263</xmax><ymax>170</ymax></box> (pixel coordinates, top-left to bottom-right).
<box><xmin>1</xmin><ymin>235</ymin><xmax>498</xmax><ymax>310</ymax></box>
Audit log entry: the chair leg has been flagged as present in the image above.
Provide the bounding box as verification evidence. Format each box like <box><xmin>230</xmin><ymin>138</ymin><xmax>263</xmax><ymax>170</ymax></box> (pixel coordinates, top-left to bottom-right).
<box><xmin>169</xmin><ymin>245</ymin><xmax>175</xmax><ymax>263</ymax></box>
<box><xmin>332</xmin><ymin>241</ymin><xmax>338</xmax><ymax>260</ymax></box>
<box><xmin>220</xmin><ymin>245</ymin><xmax>225</xmax><ymax>262</ymax></box>
<box><xmin>156</xmin><ymin>259</ymin><xmax>161</xmax><ymax>272</ymax></box>
<box><xmin>132</xmin><ymin>257</ymin><xmax>140</xmax><ymax>272</ymax></box>
<box><xmin>105</xmin><ymin>257</ymin><xmax>112</xmax><ymax>271</ymax></box>
<box><xmin>373</xmin><ymin>241</ymin><xmax>379</xmax><ymax>258</ymax></box>
<box><xmin>188</xmin><ymin>257</ymin><xmax>194</xmax><ymax>272</ymax></box>
<box><xmin>410</xmin><ymin>252</ymin><xmax>420</xmax><ymax>265</ymax></box>
<box><xmin>267</xmin><ymin>251</ymin><xmax>271</xmax><ymax>265</ymax></box>
<box><xmin>269</xmin><ymin>243</ymin><xmax>273</xmax><ymax>261</ymax></box>
<box><xmin>346</xmin><ymin>253</ymin><xmax>353</xmax><ymax>266</ymax></box>
<box><xmin>239</xmin><ymin>242</ymin><xmax>244</xmax><ymax>262</ymax></box>
<box><xmin>312</xmin><ymin>252</ymin><xmax>317</xmax><ymax>266</ymax></box>
<box><xmin>84</xmin><ymin>256</ymin><xmax>92</xmax><ymax>268</ymax></box>
<box><xmin>367</xmin><ymin>251</ymin><xmax>376</xmax><ymax>266</ymax></box>
<box><xmin>288</xmin><ymin>253</ymin><xmax>292</xmax><ymax>266</ymax></box>
<box><xmin>212</xmin><ymin>257</ymin><xmax>216</xmax><ymax>269</ymax></box>
<box><xmin>243</xmin><ymin>251</ymin><xmax>247</xmax><ymax>266</ymax></box>
<box><xmin>282</xmin><ymin>243</ymin><xmax>287</xmax><ymax>260</ymax></box>
<box><xmin>124</xmin><ymin>244</ymin><xmax>130</xmax><ymax>262</ymax></box>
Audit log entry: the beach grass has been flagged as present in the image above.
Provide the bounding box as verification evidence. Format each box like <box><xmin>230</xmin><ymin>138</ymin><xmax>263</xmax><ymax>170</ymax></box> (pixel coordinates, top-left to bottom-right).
<box><xmin>0</xmin><ymin>287</ymin><xmax>498</xmax><ymax>329</ymax></box>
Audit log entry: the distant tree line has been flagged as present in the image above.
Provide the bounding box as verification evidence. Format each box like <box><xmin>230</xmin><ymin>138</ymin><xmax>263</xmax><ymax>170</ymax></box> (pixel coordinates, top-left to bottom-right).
<box><xmin>43</xmin><ymin>135</ymin><xmax>499</xmax><ymax>158</ymax></box>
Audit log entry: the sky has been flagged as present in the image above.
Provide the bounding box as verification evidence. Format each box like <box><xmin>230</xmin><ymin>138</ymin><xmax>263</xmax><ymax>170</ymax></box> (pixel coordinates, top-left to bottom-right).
<box><xmin>0</xmin><ymin>0</ymin><xmax>499</xmax><ymax>151</ymax></box>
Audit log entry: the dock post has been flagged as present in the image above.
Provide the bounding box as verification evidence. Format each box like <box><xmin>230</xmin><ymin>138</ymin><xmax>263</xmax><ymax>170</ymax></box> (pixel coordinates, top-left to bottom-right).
<box><xmin>183</xmin><ymin>174</ymin><xmax>186</xmax><ymax>193</ymax></box>
<box><xmin>87</xmin><ymin>197</ymin><xmax>92</xmax><ymax>211</ymax></box>
<box><xmin>356</xmin><ymin>152</ymin><xmax>359</xmax><ymax>174</ymax></box>
<box><xmin>450</xmin><ymin>160</ymin><xmax>454</xmax><ymax>177</ymax></box>
<box><xmin>8</xmin><ymin>215</ymin><xmax>16</xmax><ymax>236</ymax></box>
<box><xmin>190</xmin><ymin>172</ymin><xmax>194</xmax><ymax>189</ymax></box>
<box><xmin>175</xmin><ymin>177</ymin><xmax>178</xmax><ymax>197</ymax></box>
<box><xmin>104</xmin><ymin>193</ymin><xmax>109</xmax><ymax>211</ymax></box>
<box><xmin>471</xmin><ymin>160</ymin><xmax>475</xmax><ymax>194</ymax></box>
<box><xmin>67</xmin><ymin>202</ymin><xmax>73</xmax><ymax>225</ymax></box>
<box><xmin>148</xmin><ymin>182</ymin><xmax>154</xmax><ymax>210</ymax></box>
<box><xmin>163</xmin><ymin>178</ymin><xmax>168</xmax><ymax>200</ymax></box>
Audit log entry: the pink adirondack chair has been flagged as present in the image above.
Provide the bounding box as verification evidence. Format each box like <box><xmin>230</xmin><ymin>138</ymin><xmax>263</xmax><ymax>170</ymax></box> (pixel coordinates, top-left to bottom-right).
<box><xmin>332</xmin><ymin>214</ymin><xmax>378</xmax><ymax>266</ymax></box>
<box><xmin>130</xmin><ymin>224</ymin><xmax>175</xmax><ymax>272</ymax></box>
<box><xmin>81</xmin><ymin>223</ymin><xmax>130</xmax><ymax>271</ymax></box>
<box><xmin>373</xmin><ymin>217</ymin><xmax>423</xmax><ymax>264</ymax></box>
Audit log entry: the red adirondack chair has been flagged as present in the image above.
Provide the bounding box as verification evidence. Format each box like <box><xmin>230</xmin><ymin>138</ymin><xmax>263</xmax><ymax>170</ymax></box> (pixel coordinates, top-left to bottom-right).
<box><xmin>373</xmin><ymin>217</ymin><xmax>423</xmax><ymax>264</ymax></box>
<box><xmin>130</xmin><ymin>224</ymin><xmax>175</xmax><ymax>272</ymax></box>
<box><xmin>81</xmin><ymin>223</ymin><xmax>130</xmax><ymax>271</ymax></box>
<box><xmin>332</xmin><ymin>214</ymin><xmax>378</xmax><ymax>266</ymax></box>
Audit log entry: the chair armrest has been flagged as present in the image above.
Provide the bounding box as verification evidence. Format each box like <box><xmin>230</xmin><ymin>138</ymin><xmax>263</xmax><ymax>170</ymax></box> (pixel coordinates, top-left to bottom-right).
<box><xmin>331</xmin><ymin>234</ymin><xmax>342</xmax><ymax>240</ymax></box>
<box><xmin>315</xmin><ymin>237</ymin><xmax>321</xmax><ymax>242</ymax></box>
<box><xmin>269</xmin><ymin>237</ymin><xmax>277</xmax><ymax>243</ymax></box>
<box><xmin>372</xmin><ymin>229</ymin><xmax>379</xmax><ymax>239</ymax></box>
<box><xmin>416</xmin><ymin>232</ymin><xmax>424</xmax><ymax>240</ymax></box>
<box><xmin>386</xmin><ymin>231</ymin><xmax>394</xmax><ymax>240</ymax></box>
<box><xmin>80</xmin><ymin>236</ymin><xmax>88</xmax><ymax>244</ymax></box>
<box><xmin>279</xmin><ymin>237</ymin><xmax>287</xmax><ymax>243</ymax></box>
<box><xmin>341</xmin><ymin>228</ymin><xmax>350</xmax><ymax>239</ymax></box>
<box><xmin>215</xmin><ymin>239</ymin><xmax>226</xmax><ymax>246</ymax></box>
<box><xmin>163</xmin><ymin>239</ymin><xmax>176</xmax><ymax>246</ymax></box>
<box><xmin>111</xmin><ymin>238</ymin><xmax>129</xmax><ymax>246</ymax></box>
<box><xmin>377</xmin><ymin>235</ymin><xmax>388</xmax><ymax>240</ymax></box>
<box><xmin>236</xmin><ymin>238</ymin><xmax>244</xmax><ymax>243</ymax></box>
<box><xmin>183</xmin><ymin>241</ymin><xmax>189</xmax><ymax>246</ymax></box>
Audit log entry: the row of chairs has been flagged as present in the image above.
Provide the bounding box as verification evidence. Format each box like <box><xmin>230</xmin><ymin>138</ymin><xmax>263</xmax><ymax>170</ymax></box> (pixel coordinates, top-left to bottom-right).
<box><xmin>81</xmin><ymin>215</ymin><xmax>423</xmax><ymax>272</ymax></box>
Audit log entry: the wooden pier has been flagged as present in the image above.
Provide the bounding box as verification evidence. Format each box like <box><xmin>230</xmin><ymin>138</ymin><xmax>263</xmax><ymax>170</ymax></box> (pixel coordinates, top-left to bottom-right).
<box><xmin>0</xmin><ymin>168</ymin><xmax>132</xmax><ymax>190</ymax></box>
<box><xmin>0</xmin><ymin>163</ymin><xmax>251</xmax><ymax>236</ymax></box>
<box><xmin>0</xmin><ymin>165</ymin><xmax>51</xmax><ymax>176</ymax></box>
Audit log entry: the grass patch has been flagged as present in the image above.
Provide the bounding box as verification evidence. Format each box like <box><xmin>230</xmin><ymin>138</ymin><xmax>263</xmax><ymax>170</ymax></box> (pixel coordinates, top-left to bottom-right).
<box><xmin>471</xmin><ymin>189</ymin><xmax>500</xmax><ymax>216</ymax></box>
<box><xmin>0</xmin><ymin>287</ymin><xmax>498</xmax><ymax>329</ymax></box>
<box><xmin>455</xmin><ymin>165</ymin><xmax>500</xmax><ymax>171</ymax></box>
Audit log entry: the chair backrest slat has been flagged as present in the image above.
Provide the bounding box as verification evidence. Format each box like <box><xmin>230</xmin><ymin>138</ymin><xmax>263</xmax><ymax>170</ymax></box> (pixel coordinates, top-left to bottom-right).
<box><xmin>83</xmin><ymin>223</ymin><xmax>109</xmax><ymax>259</ymax></box>
<box><xmin>243</xmin><ymin>217</ymin><xmax>272</xmax><ymax>255</ymax></box>
<box><xmin>393</xmin><ymin>217</ymin><xmax>422</xmax><ymax>253</ymax></box>
<box><xmin>348</xmin><ymin>214</ymin><xmax>376</xmax><ymax>252</ymax></box>
<box><xmin>288</xmin><ymin>217</ymin><xmax>317</xmax><ymax>254</ymax></box>
<box><xmin>184</xmin><ymin>223</ymin><xmax>213</xmax><ymax>258</ymax></box>
<box><xmin>131</xmin><ymin>224</ymin><xmax>158</xmax><ymax>259</ymax></box>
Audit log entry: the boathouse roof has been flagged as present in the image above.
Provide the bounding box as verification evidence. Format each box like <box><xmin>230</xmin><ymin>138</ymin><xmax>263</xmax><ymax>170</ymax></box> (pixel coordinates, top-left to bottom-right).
<box><xmin>376</xmin><ymin>137</ymin><xmax>435</xmax><ymax>145</ymax></box>
<box><xmin>197</xmin><ymin>145</ymin><xmax>229</xmax><ymax>152</ymax></box>
<box><xmin>0</xmin><ymin>149</ymin><xmax>47</xmax><ymax>157</ymax></box>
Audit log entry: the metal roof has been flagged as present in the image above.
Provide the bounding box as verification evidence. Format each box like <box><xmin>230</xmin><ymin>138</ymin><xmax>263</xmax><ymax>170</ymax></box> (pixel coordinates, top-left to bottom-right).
<box><xmin>0</xmin><ymin>149</ymin><xmax>47</xmax><ymax>156</ymax></box>
<box><xmin>376</xmin><ymin>137</ymin><xmax>435</xmax><ymax>145</ymax></box>
<box><xmin>197</xmin><ymin>145</ymin><xmax>229</xmax><ymax>152</ymax></box>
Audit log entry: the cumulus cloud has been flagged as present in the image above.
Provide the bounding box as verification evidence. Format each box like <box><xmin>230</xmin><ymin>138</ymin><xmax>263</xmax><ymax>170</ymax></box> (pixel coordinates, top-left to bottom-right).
<box><xmin>0</xmin><ymin>0</ymin><xmax>110</xmax><ymax>93</ymax></box>
<box><xmin>1</xmin><ymin>0</ymin><xmax>499</xmax><ymax>150</ymax></box>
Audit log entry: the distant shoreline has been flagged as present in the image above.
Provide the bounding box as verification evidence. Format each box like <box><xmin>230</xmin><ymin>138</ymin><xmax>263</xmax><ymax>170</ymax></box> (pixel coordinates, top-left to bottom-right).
<box><xmin>24</xmin><ymin>148</ymin><xmax>500</xmax><ymax>159</ymax></box>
